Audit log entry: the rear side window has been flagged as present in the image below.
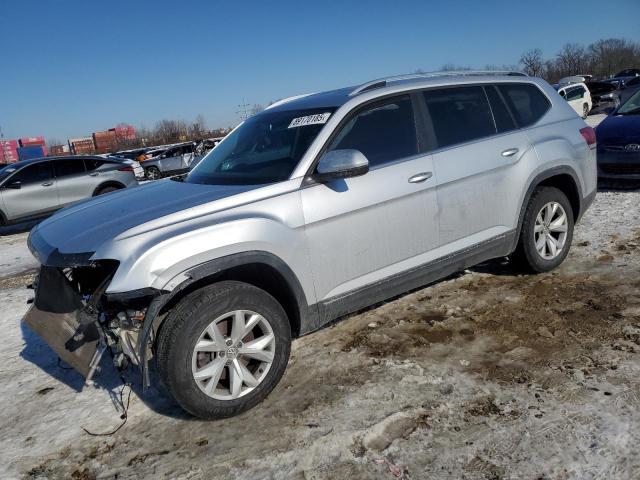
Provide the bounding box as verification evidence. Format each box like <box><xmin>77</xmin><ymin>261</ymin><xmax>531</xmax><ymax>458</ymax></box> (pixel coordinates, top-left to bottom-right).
<box><xmin>484</xmin><ymin>86</ymin><xmax>517</xmax><ymax>133</ymax></box>
<box><xmin>498</xmin><ymin>83</ymin><xmax>550</xmax><ymax>127</ymax></box>
<box><xmin>423</xmin><ymin>86</ymin><xmax>496</xmax><ymax>148</ymax></box>
<box><xmin>54</xmin><ymin>159</ymin><xmax>86</xmax><ymax>178</ymax></box>
<box><xmin>328</xmin><ymin>95</ymin><xmax>418</xmax><ymax>168</ymax></box>
<box><xmin>11</xmin><ymin>162</ymin><xmax>52</xmax><ymax>185</ymax></box>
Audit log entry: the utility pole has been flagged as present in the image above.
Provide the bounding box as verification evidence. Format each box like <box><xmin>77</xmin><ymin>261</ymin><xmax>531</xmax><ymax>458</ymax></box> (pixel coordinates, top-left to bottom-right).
<box><xmin>236</xmin><ymin>98</ymin><xmax>251</xmax><ymax>121</ymax></box>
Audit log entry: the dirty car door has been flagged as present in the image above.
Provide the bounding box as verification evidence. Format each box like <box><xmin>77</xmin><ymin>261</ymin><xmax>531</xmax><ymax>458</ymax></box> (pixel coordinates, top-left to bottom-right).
<box><xmin>301</xmin><ymin>94</ymin><xmax>439</xmax><ymax>305</ymax></box>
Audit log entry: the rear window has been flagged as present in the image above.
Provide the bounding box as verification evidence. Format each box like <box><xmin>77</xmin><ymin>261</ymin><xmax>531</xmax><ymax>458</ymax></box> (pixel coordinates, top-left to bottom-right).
<box><xmin>84</xmin><ymin>159</ymin><xmax>105</xmax><ymax>171</ymax></box>
<box><xmin>423</xmin><ymin>86</ymin><xmax>496</xmax><ymax>148</ymax></box>
<box><xmin>498</xmin><ymin>83</ymin><xmax>550</xmax><ymax>127</ymax></box>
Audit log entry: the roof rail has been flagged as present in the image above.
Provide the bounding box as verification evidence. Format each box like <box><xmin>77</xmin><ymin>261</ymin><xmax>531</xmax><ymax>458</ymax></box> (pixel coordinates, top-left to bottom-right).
<box><xmin>349</xmin><ymin>70</ymin><xmax>527</xmax><ymax>97</ymax></box>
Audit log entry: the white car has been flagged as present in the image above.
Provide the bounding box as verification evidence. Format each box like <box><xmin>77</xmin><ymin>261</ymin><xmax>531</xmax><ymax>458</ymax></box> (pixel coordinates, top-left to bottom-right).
<box><xmin>557</xmin><ymin>83</ymin><xmax>592</xmax><ymax>118</ymax></box>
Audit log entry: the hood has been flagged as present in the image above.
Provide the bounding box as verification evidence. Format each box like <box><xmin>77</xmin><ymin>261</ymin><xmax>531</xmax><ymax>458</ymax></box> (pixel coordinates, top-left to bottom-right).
<box><xmin>595</xmin><ymin>114</ymin><xmax>640</xmax><ymax>145</ymax></box>
<box><xmin>29</xmin><ymin>179</ymin><xmax>260</xmax><ymax>264</ymax></box>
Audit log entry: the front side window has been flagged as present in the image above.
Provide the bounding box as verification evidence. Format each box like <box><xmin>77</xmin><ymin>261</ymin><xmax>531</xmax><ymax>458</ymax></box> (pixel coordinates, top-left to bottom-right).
<box><xmin>54</xmin><ymin>159</ymin><xmax>86</xmax><ymax>178</ymax></box>
<box><xmin>498</xmin><ymin>83</ymin><xmax>550</xmax><ymax>127</ymax></box>
<box><xmin>423</xmin><ymin>86</ymin><xmax>496</xmax><ymax>148</ymax></box>
<box><xmin>617</xmin><ymin>90</ymin><xmax>640</xmax><ymax>115</ymax></box>
<box><xmin>187</xmin><ymin>107</ymin><xmax>336</xmax><ymax>185</ymax></box>
<box><xmin>328</xmin><ymin>95</ymin><xmax>418</xmax><ymax>168</ymax></box>
<box><xmin>11</xmin><ymin>162</ymin><xmax>52</xmax><ymax>185</ymax></box>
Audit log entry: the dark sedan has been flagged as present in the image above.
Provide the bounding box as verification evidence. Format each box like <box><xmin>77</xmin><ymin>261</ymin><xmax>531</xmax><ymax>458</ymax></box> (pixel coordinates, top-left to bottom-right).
<box><xmin>587</xmin><ymin>81</ymin><xmax>621</xmax><ymax>113</ymax></box>
<box><xmin>595</xmin><ymin>89</ymin><xmax>640</xmax><ymax>181</ymax></box>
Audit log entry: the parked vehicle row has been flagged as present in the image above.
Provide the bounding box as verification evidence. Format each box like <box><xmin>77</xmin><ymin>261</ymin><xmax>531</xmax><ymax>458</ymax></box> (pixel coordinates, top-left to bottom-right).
<box><xmin>23</xmin><ymin>71</ymin><xmax>598</xmax><ymax>419</ymax></box>
<box><xmin>0</xmin><ymin>156</ymin><xmax>140</xmax><ymax>226</ymax></box>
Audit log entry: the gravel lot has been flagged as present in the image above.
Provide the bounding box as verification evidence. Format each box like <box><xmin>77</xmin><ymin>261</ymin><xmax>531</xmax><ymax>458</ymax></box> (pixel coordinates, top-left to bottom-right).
<box><xmin>2</xmin><ymin>114</ymin><xmax>640</xmax><ymax>479</ymax></box>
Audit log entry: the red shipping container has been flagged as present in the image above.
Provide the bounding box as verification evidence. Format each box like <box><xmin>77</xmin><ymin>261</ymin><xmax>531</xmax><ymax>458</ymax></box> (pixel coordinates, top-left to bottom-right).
<box><xmin>19</xmin><ymin>136</ymin><xmax>46</xmax><ymax>147</ymax></box>
<box><xmin>0</xmin><ymin>140</ymin><xmax>19</xmax><ymax>163</ymax></box>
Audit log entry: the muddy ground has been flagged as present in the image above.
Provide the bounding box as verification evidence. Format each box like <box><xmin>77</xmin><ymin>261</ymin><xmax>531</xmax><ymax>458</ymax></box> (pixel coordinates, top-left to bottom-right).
<box><xmin>1</xmin><ymin>189</ymin><xmax>639</xmax><ymax>480</ymax></box>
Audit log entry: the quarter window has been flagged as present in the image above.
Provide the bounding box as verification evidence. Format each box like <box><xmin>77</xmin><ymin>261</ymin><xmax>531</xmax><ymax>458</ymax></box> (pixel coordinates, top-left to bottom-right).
<box><xmin>498</xmin><ymin>83</ymin><xmax>551</xmax><ymax>127</ymax></box>
<box><xmin>11</xmin><ymin>162</ymin><xmax>52</xmax><ymax>185</ymax></box>
<box><xmin>423</xmin><ymin>86</ymin><xmax>496</xmax><ymax>148</ymax></box>
<box><xmin>328</xmin><ymin>95</ymin><xmax>418</xmax><ymax>168</ymax></box>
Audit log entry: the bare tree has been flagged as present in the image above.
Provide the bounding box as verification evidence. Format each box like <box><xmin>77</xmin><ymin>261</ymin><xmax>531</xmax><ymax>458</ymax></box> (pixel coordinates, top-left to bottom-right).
<box><xmin>189</xmin><ymin>114</ymin><xmax>208</xmax><ymax>140</ymax></box>
<box><xmin>520</xmin><ymin>49</ymin><xmax>544</xmax><ymax>77</ymax></box>
<box><xmin>588</xmin><ymin>38</ymin><xmax>640</xmax><ymax>78</ymax></box>
<box><xmin>250</xmin><ymin>104</ymin><xmax>265</xmax><ymax>116</ymax></box>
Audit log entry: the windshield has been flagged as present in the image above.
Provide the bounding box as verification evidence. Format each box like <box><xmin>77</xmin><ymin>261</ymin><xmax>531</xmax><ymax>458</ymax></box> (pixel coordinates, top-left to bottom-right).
<box><xmin>186</xmin><ymin>107</ymin><xmax>335</xmax><ymax>185</ymax></box>
<box><xmin>0</xmin><ymin>164</ymin><xmax>18</xmax><ymax>184</ymax></box>
<box><xmin>617</xmin><ymin>90</ymin><xmax>640</xmax><ymax>115</ymax></box>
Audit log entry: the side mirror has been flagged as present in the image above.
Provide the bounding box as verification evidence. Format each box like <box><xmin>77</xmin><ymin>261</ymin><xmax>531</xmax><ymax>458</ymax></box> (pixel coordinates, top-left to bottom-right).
<box><xmin>314</xmin><ymin>149</ymin><xmax>369</xmax><ymax>182</ymax></box>
<box><xmin>6</xmin><ymin>180</ymin><xmax>21</xmax><ymax>189</ymax></box>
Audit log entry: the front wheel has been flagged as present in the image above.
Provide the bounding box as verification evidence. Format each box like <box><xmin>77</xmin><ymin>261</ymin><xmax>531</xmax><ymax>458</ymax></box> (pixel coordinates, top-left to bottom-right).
<box><xmin>156</xmin><ymin>281</ymin><xmax>291</xmax><ymax>419</ymax></box>
<box><xmin>513</xmin><ymin>186</ymin><xmax>574</xmax><ymax>273</ymax></box>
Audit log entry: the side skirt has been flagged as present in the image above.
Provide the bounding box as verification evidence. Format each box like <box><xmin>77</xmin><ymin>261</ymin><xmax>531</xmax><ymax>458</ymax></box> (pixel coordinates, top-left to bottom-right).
<box><xmin>303</xmin><ymin>230</ymin><xmax>516</xmax><ymax>334</ymax></box>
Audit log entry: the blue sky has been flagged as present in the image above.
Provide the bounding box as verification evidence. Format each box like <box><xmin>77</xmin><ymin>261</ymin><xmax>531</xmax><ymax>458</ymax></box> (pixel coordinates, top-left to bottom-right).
<box><xmin>1</xmin><ymin>0</ymin><xmax>639</xmax><ymax>142</ymax></box>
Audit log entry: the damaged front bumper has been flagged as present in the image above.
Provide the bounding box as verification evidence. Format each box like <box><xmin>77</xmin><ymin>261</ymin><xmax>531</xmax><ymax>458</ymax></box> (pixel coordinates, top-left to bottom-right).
<box><xmin>22</xmin><ymin>261</ymin><xmax>162</xmax><ymax>386</ymax></box>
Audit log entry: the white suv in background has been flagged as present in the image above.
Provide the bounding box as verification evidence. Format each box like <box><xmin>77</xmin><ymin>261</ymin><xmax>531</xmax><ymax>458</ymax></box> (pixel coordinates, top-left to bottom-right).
<box><xmin>557</xmin><ymin>82</ymin><xmax>592</xmax><ymax>118</ymax></box>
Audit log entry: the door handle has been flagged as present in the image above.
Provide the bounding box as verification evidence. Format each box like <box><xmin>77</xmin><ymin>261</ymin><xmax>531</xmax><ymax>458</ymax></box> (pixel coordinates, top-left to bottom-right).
<box><xmin>408</xmin><ymin>172</ymin><xmax>433</xmax><ymax>183</ymax></box>
<box><xmin>501</xmin><ymin>148</ymin><xmax>519</xmax><ymax>157</ymax></box>
<box><xmin>42</xmin><ymin>182</ymin><xmax>53</xmax><ymax>187</ymax></box>
<box><xmin>89</xmin><ymin>172</ymin><xmax>99</xmax><ymax>177</ymax></box>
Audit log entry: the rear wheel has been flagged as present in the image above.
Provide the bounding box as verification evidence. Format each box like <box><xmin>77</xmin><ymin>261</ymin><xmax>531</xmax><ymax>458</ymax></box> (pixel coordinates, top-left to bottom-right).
<box><xmin>156</xmin><ymin>281</ymin><xmax>291</xmax><ymax>419</ymax></box>
<box><xmin>513</xmin><ymin>186</ymin><xmax>574</xmax><ymax>273</ymax></box>
<box><xmin>145</xmin><ymin>166</ymin><xmax>161</xmax><ymax>180</ymax></box>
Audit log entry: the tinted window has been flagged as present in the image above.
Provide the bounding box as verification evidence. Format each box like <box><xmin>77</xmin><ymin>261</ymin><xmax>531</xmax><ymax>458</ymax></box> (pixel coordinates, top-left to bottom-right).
<box><xmin>84</xmin><ymin>159</ymin><xmax>105</xmax><ymax>171</ymax></box>
<box><xmin>329</xmin><ymin>95</ymin><xmax>418</xmax><ymax>168</ymax></box>
<box><xmin>423</xmin><ymin>86</ymin><xmax>495</xmax><ymax>148</ymax></box>
<box><xmin>11</xmin><ymin>162</ymin><xmax>52</xmax><ymax>185</ymax></box>
<box><xmin>54</xmin><ymin>159</ymin><xmax>86</xmax><ymax>178</ymax></box>
<box><xmin>566</xmin><ymin>87</ymin><xmax>584</xmax><ymax>101</ymax></box>
<box><xmin>498</xmin><ymin>83</ymin><xmax>550</xmax><ymax>127</ymax></box>
<box><xmin>485</xmin><ymin>86</ymin><xmax>517</xmax><ymax>133</ymax></box>
<box><xmin>627</xmin><ymin>77</ymin><xmax>640</xmax><ymax>87</ymax></box>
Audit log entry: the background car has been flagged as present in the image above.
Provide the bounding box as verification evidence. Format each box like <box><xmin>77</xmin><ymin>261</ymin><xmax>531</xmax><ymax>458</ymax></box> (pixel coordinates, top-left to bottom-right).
<box><xmin>586</xmin><ymin>81</ymin><xmax>621</xmax><ymax>113</ymax></box>
<box><xmin>142</xmin><ymin>142</ymin><xmax>203</xmax><ymax>179</ymax></box>
<box><xmin>0</xmin><ymin>155</ymin><xmax>138</xmax><ymax>225</ymax></box>
<box><xmin>595</xmin><ymin>89</ymin><xmax>640</xmax><ymax>181</ymax></box>
<box><xmin>557</xmin><ymin>82</ymin><xmax>592</xmax><ymax>118</ymax></box>
<box><xmin>619</xmin><ymin>76</ymin><xmax>640</xmax><ymax>104</ymax></box>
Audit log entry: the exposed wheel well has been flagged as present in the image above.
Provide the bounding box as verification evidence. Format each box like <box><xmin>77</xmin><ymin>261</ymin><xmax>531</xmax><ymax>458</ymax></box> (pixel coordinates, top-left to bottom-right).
<box><xmin>93</xmin><ymin>181</ymin><xmax>126</xmax><ymax>196</ymax></box>
<box><xmin>0</xmin><ymin>209</ymin><xmax>6</xmax><ymax>226</ymax></box>
<box><xmin>158</xmin><ymin>263</ymin><xmax>303</xmax><ymax>338</ymax></box>
<box><xmin>536</xmin><ymin>174</ymin><xmax>581</xmax><ymax>220</ymax></box>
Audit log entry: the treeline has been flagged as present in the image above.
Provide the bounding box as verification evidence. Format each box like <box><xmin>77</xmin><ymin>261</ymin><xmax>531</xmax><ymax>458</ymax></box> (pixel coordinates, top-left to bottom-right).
<box><xmin>520</xmin><ymin>38</ymin><xmax>640</xmax><ymax>82</ymax></box>
<box><xmin>136</xmin><ymin>114</ymin><xmax>231</xmax><ymax>147</ymax></box>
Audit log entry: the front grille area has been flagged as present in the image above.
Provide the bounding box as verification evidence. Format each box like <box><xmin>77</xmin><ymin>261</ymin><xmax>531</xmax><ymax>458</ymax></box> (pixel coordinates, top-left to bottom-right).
<box><xmin>600</xmin><ymin>164</ymin><xmax>640</xmax><ymax>175</ymax></box>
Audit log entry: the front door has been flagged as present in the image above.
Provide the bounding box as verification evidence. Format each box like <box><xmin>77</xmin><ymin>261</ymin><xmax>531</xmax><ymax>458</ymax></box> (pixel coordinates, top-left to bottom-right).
<box><xmin>301</xmin><ymin>94</ymin><xmax>439</xmax><ymax>303</ymax></box>
<box><xmin>2</xmin><ymin>161</ymin><xmax>58</xmax><ymax>221</ymax></box>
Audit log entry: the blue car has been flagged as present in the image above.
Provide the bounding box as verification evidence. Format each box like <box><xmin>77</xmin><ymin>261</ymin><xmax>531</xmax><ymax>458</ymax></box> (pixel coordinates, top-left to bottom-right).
<box><xmin>595</xmin><ymin>89</ymin><xmax>640</xmax><ymax>181</ymax></box>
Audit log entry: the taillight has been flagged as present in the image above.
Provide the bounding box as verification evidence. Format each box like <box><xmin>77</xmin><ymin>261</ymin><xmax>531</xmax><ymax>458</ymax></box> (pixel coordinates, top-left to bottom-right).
<box><xmin>580</xmin><ymin>126</ymin><xmax>596</xmax><ymax>149</ymax></box>
<box><xmin>118</xmin><ymin>166</ymin><xmax>134</xmax><ymax>172</ymax></box>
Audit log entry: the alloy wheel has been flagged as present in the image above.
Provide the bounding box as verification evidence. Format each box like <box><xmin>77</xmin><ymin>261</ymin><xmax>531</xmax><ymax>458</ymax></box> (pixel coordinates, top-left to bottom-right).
<box><xmin>533</xmin><ymin>201</ymin><xmax>568</xmax><ymax>260</ymax></box>
<box><xmin>191</xmin><ymin>310</ymin><xmax>275</xmax><ymax>400</ymax></box>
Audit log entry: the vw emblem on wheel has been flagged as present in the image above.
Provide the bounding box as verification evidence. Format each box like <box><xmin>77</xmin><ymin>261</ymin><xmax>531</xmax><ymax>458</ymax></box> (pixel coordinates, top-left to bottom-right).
<box><xmin>625</xmin><ymin>144</ymin><xmax>640</xmax><ymax>152</ymax></box>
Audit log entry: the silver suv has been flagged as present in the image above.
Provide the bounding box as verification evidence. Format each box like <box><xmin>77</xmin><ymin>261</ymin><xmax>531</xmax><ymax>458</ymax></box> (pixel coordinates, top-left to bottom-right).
<box><xmin>0</xmin><ymin>156</ymin><xmax>140</xmax><ymax>226</ymax></box>
<box><xmin>24</xmin><ymin>72</ymin><xmax>597</xmax><ymax>419</ymax></box>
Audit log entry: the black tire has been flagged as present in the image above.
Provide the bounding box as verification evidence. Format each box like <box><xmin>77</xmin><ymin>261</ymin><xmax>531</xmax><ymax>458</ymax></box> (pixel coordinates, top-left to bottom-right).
<box><xmin>95</xmin><ymin>185</ymin><xmax>119</xmax><ymax>196</ymax></box>
<box><xmin>513</xmin><ymin>186</ymin><xmax>574</xmax><ymax>273</ymax></box>
<box><xmin>145</xmin><ymin>166</ymin><xmax>161</xmax><ymax>180</ymax></box>
<box><xmin>156</xmin><ymin>281</ymin><xmax>291</xmax><ymax>419</ymax></box>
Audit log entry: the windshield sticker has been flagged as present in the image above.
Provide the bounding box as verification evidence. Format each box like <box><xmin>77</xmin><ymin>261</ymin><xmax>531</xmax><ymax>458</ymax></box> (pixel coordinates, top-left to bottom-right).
<box><xmin>288</xmin><ymin>112</ymin><xmax>331</xmax><ymax>129</ymax></box>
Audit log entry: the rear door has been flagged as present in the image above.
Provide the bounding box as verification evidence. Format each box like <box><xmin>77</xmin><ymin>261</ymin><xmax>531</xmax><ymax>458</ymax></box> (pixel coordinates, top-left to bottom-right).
<box><xmin>423</xmin><ymin>84</ymin><xmax>533</xmax><ymax>250</ymax></box>
<box><xmin>301</xmin><ymin>94</ymin><xmax>439</xmax><ymax>302</ymax></box>
<box><xmin>2</xmin><ymin>161</ymin><xmax>58</xmax><ymax>221</ymax></box>
<box><xmin>53</xmin><ymin>159</ymin><xmax>92</xmax><ymax>207</ymax></box>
